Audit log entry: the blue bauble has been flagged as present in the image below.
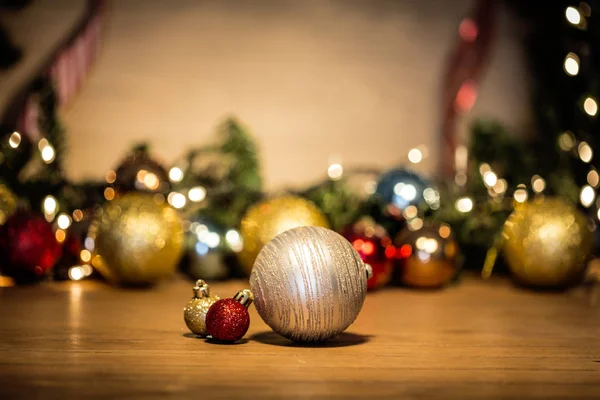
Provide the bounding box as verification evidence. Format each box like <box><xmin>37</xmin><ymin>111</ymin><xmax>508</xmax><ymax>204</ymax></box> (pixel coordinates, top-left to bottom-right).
<box><xmin>374</xmin><ymin>168</ymin><xmax>438</xmax><ymax>215</ymax></box>
<box><xmin>179</xmin><ymin>218</ymin><xmax>242</xmax><ymax>281</ymax></box>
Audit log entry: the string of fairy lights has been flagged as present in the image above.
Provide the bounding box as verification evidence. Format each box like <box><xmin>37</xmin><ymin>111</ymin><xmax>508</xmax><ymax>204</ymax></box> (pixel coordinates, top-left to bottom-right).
<box><xmin>3</xmin><ymin>3</ymin><xmax>599</xmax><ymax>283</ymax></box>
<box><xmin>446</xmin><ymin>3</ymin><xmax>600</xmax><ymax>218</ymax></box>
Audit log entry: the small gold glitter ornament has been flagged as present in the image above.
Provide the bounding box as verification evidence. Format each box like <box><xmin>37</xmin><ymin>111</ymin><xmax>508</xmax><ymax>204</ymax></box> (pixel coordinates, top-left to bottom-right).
<box><xmin>502</xmin><ymin>198</ymin><xmax>593</xmax><ymax>288</ymax></box>
<box><xmin>89</xmin><ymin>193</ymin><xmax>184</xmax><ymax>285</ymax></box>
<box><xmin>183</xmin><ymin>279</ymin><xmax>219</xmax><ymax>336</ymax></box>
<box><xmin>238</xmin><ymin>196</ymin><xmax>329</xmax><ymax>274</ymax></box>
<box><xmin>250</xmin><ymin>226</ymin><xmax>372</xmax><ymax>342</ymax></box>
<box><xmin>0</xmin><ymin>184</ymin><xmax>17</xmax><ymax>225</ymax></box>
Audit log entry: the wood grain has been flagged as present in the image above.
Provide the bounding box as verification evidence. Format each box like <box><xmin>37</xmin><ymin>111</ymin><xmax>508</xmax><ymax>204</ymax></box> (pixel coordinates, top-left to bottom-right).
<box><xmin>1</xmin><ymin>275</ymin><xmax>600</xmax><ymax>399</ymax></box>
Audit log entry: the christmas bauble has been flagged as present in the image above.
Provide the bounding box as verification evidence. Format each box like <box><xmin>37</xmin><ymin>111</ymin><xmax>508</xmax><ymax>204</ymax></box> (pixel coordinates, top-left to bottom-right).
<box><xmin>238</xmin><ymin>196</ymin><xmax>329</xmax><ymax>274</ymax></box>
<box><xmin>0</xmin><ymin>184</ymin><xmax>17</xmax><ymax>225</ymax></box>
<box><xmin>394</xmin><ymin>222</ymin><xmax>459</xmax><ymax>288</ymax></box>
<box><xmin>183</xmin><ymin>280</ymin><xmax>220</xmax><ymax>336</ymax></box>
<box><xmin>374</xmin><ymin>167</ymin><xmax>438</xmax><ymax>217</ymax></box>
<box><xmin>179</xmin><ymin>218</ymin><xmax>232</xmax><ymax>281</ymax></box>
<box><xmin>206</xmin><ymin>290</ymin><xmax>253</xmax><ymax>342</ymax></box>
<box><xmin>111</xmin><ymin>146</ymin><xmax>170</xmax><ymax>195</ymax></box>
<box><xmin>0</xmin><ymin>211</ymin><xmax>61</xmax><ymax>281</ymax></box>
<box><xmin>89</xmin><ymin>193</ymin><xmax>184</xmax><ymax>285</ymax></box>
<box><xmin>503</xmin><ymin>198</ymin><xmax>592</xmax><ymax>288</ymax></box>
<box><xmin>342</xmin><ymin>217</ymin><xmax>393</xmax><ymax>290</ymax></box>
<box><xmin>250</xmin><ymin>226</ymin><xmax>370</xmax><ymax>342</ymax></box>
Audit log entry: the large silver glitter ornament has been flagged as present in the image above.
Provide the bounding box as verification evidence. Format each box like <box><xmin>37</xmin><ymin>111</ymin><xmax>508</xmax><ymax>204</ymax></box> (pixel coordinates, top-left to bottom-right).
<box><xmin>250</xmin><ymin>226</ymin><xmax>372</xmax><ymax>342</ymax></box>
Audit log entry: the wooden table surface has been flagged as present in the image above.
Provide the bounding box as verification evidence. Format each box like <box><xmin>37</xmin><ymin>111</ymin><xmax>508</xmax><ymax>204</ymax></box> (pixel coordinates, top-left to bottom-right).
<box><xmin>1</xmin><ymin>275</ymin><xmax>599</xmax><ymax>399</ymax></box>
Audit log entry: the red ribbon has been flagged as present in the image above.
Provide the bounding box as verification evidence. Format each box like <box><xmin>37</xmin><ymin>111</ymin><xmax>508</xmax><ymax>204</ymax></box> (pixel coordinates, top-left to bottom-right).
<box><xmin>440</xmin><ymin>0</ymin><xmax>498</xmax><ymax>177</ymax></box>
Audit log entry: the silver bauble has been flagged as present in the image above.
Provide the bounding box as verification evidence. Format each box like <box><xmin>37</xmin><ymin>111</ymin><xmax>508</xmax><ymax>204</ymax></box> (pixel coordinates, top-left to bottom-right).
<box><xmin>249</xmin><ymin>226</ymin><xmax>370</xmax><ymax>342</ymax></box>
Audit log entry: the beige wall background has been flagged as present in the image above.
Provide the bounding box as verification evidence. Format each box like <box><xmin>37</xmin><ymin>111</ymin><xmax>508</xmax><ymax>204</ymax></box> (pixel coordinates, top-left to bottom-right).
<box><xmin>63</xmin><ymin>0</ymin><xmax>530</xmax><ymax>190</ymax></box>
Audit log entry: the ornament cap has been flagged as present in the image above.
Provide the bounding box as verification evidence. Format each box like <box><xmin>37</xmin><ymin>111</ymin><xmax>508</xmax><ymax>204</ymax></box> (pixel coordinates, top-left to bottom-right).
<box><xmin>365</xmin><ymin>263</ymin><xmax>373</xmax><ymax>280</ymax></box>
<box><xmin>193</xmin><ymin>279</ymin><xmax>211</xmax><ymax>298</ymax></box>
<box><xmin>233</xmin><ymin>289</ymin><xmax>254</xmax><ymax>308</ymax></box>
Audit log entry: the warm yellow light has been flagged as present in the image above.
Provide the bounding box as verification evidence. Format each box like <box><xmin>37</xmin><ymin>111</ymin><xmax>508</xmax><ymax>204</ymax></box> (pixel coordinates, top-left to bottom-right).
<box><xmin>68</xmin><ymin>266</ymin><xmax>84</xmax><ymax>281</ymax></box>
<box><xmin>8</xmin><ymin>132</ymin><xmax>21</xmax><ymax>148</ymax></box>
<box><xmin>493</xmin><ymin>179</ymin><xmax>507</xmax><ymax>194</ymax></box>
<box><xmin>40</xmin><ymin>144</ymin><xmax>55</xmax><ymax>163</ymax></box>
<box><xmin>578</xmin><ymin>141</ymin><xmax>593</xmax><ymax>163</ymax></box>
<box><xmin>408</xmin><ymin>148</ymin><xmax>423</xmax><ymax>164</ymax></box>
<box><xmin>80</xmin><ymin>249</ymin><xmax>92</xmax><ymax>263</ymax></box>
<box><xmin>365</xmin><ymin>181</ymin><xmax>376</xmax><ymax>195</ymax></box>
<box><xmin>580</xmin><ymin>185</ymin><xmax>595</xmax><ymax>207</ymax></box>
<box><xmin>73</xmin><ymin>209</ymin><xmax>84</xmax><ymax>222</ymax></box>
<box><xmin>597</xmin><ymin>208</ymin><xmax>600</xmax><ymax>221</ymax></box>
<box><xmin>188</xmin><ymin>186</ymin><xmax>206</xmax><ymax>202</ymax></box>
<box><xmin>55</xmin><ymin>229</ymin><xmax>66</xmax><ymax>243</ymax></box>
<box><xmin>439</xmin><ymin>224</ymin><xmax>451</xmax><ymax>239</ymax></box>
<box><xmin>483</xmin><ymin>171</ymin><xmax>497</xmax><ymax>187</ymax></box>
<box><xmin>514</xmin><ymin>188</ymin><xmax>528</xmax><ymax>203</ymax></box>
<box><xmin>455</xmin><ymin>197</ymin><xmax>473</xmax><ymax>213</ymax></box>
<box><xmin>403</xmin><ymin>205</ymin><xmax>418</xmax><ymax>220</ymax></box>
<box><xmin>423</xmin><ymin>238</ymin><xmax>439</xmax><ymax>254</ymax></box>
<box><xmin>168</xmin><ymin>192</ymin><xmax>186</xmax><ymax>209</ymax></box>
<box><xmin>408</xmin><ymin>217</ymin><xmax>423</xmax><ymax>231</ymax></box>
<box><xmin>564</xmin><ymin>53</ymin><xmax>580</xmax><ymax>76</ymax></box>
<box><xmin>566</xmin><ymin>6</ymin><xmax>581</xmax><ymax>25</ymax></box>
<box><xmin>81</xmin><ymin>264</ymin><xmax>93</xmax><ymax>276</ymax></box>
<box><xmin>478</xmin><ymin>163</ymin><xmax>491</xmax><ymax>176</ymax></box>
<box><xmin>143</xmin><ymin>172</ymin><xmax>160</xmax><ymax>190</ymax></box>
<box><xmin>169</xmin><ymin>167</ymin><xmax>184</xmax><ymax>182</ymax></box>
<box><xmin>327</xmin><ymin>163</ymin><xmax>343</xmax><ymax>180</ymax></box>
<box><xmin>584</xmin><ymin>97</ymin><xmax>598</xmax><ymax>116</ymax></box>
<box><xmin>105</xmin><ymin>170</ymin><xmax>116</xmax><ymax>184</ymax></box>
<box><xmin>225</xmin><ymin>229</ymin><xmax>243</xmax><ymax>252</ymax></box>
<box><xmin>57</xmin><ymin>213</ymin><xmax>72</xmax><ymax>230</ymax></box>
<box><xmin>587</xmin><ymin>169</ymin><xmax>599</xmax><ymax>187</ymax></box>
<box><xmin>415</xmin><ymin>236</ymin><xmax>427</xmax><ymax>250</ymax></box>
<box><xmin>558</xmin><ymin>132</ymin><xmax>576</xmax><ymax>151</ymax></box>
<box><xmin>531</xmin><ymin>175</ymin><xmax>546</xmax><ymax>193</ymax></box>
<box><xmin>43</xmin><ymin>195</ymin><xmax>57</xmax><ymax>215</ymax></box>
<box><xmin>455</xmin><ymin>172</ymin><xmax>467</xmax><ymax>187</ymax></box>
<box><xmin>104</xmin><ymin>187</ymin><xmax>115</xmax><ymax>201</ymax></box>
<box><xmin>136</xmin><ymin>169</ymin><xmax>147</xmax><ymax>183</ymax></box>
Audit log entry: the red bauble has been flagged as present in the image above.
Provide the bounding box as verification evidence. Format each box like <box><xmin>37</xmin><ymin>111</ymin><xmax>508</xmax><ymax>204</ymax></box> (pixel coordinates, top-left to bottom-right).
<box><xmin>0</xmin><ymin>211</ymin><xmax>62</xmax><ymax>281</ymax></box>
<box><xmin>206</xmin><ymin>298</ymin><xmax>250</xmax><ymax>341</ymax></box>
<box><xmin>343</xmin><ymin>217</ymin><xmax>393</xmax><ymax>290</ymax></box>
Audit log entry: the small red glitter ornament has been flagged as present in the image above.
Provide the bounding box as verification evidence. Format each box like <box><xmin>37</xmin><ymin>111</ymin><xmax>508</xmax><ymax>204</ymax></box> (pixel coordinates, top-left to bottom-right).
<box><xmin>342</xmin><ymin>217</ymin><xmax>393</xmax><ymax>290</ymax></box>
<box><xmin>0</xmin><ymin>211</ymin><xmax>62</xmax><ymax>282</ymax></box>
<box><xmin>206</xmin><ymin>289</ymin><xmax>253</xmax><ymax>342</ymax></box>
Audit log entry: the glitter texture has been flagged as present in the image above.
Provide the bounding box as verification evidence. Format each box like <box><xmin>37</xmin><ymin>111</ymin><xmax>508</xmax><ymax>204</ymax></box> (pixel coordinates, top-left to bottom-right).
<box><xmin>184</xmin><ymin>295</ymin><xmax>219</xmax><ymax>336</ymax></box>
<box><xmin>503</xmin><ymin>198</ymin><xmax>592</xmax><ymax>287</ymax></box>
<box><xmin>89</xmin><ymin>193</ymin><xmax>184</xmax><ymax>285</ymax></box>
<box><xmin>206</xmin><ymin>298</ymin><xmax>250</xmax><ymax>342</ymax></box>
<box><xmin>238</xmin><ymin>196</ymin><xmax>329</xmax><ymax>274</ymax></box>
<box><xmin>0</xmin><ymin>184</ymin><xmax>17</xmax><ymax>225</ymax></box>
<box><xmin>250</xmin><ymin>226</ymin><xmax>368</xmax><ymax>343</ymax></box>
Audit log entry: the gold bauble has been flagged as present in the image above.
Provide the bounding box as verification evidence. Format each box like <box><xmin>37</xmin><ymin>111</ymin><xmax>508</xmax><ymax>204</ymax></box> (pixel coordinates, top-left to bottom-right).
<box><xmin>90</xmin><ymin>193</ymin><xmax>184</xmax><ymax>285</ymax></box>
<box><xmin>394</xmin><ymin>223</ymin><xmax>459</xmax><ymax>288</ymax></box>
<box><xmin>238</xmin><ymin>196</ymin><xmax>329</xmax><ymax>274</ymax></box>
<box><xmin>503</xmin><ymin>198</ymin><xmax>593</xmax><ymax>288</ymax></box>
<box><xmin>183</xmin><ymin>280</ymin><xmax>219</xmax><ymax>336</ymax></box>
<box><xmin>0</xmin><ymin>184</ymin><xmax>17</xmax><ymax>225</ymax></box>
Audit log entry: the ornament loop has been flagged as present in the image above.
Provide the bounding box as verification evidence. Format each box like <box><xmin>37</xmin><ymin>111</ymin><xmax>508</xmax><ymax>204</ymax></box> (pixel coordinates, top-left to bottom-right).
<box><xmin>233</xmin><ymin>289</ymin><xmax>254</xmax><ymax>308</ymax></box>
<box><xmin>365</xmin><ymin>263</ymin><xmax>373</xmax><ymax>280</ymax></box>
<box><xmin>193</xmin><ymin>279</ymin><xmax>211</xmax><ymax>298</ymax></box>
